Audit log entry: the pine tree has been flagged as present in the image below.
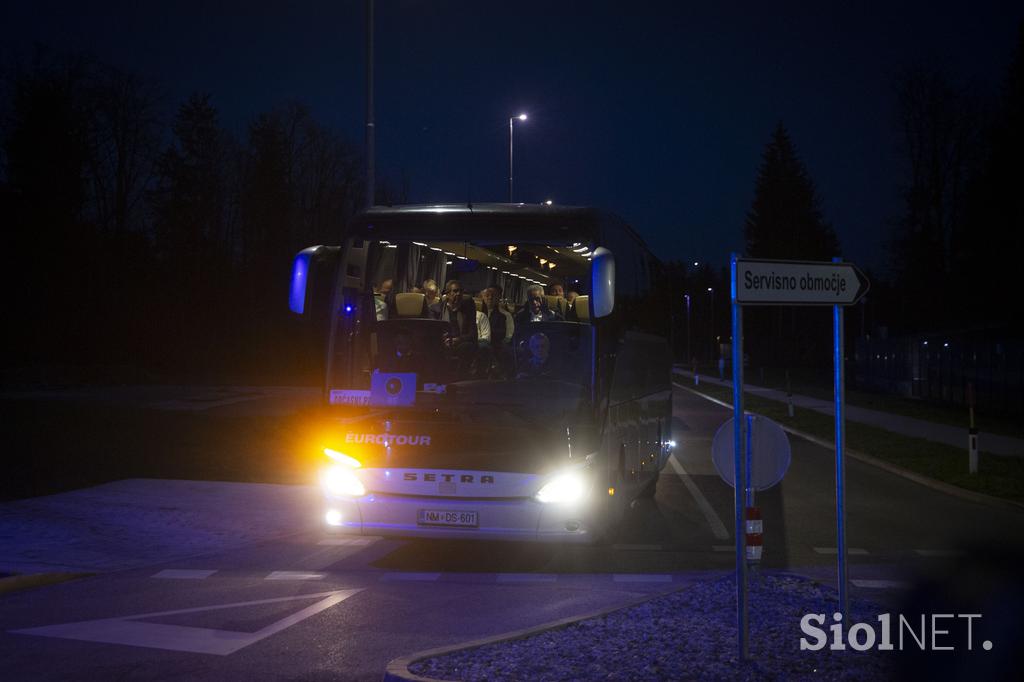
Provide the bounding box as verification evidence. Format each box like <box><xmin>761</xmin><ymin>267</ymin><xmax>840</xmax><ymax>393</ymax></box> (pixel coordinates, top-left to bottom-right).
<box><xmin>744</xmin><ymin>123</ymin><xmax>840</xmax><ymax>260</ymax></box>
<box><xmin>743</xmin><ymin>124</ymin><xmax>841</xmax><ymax>368</ymax></box>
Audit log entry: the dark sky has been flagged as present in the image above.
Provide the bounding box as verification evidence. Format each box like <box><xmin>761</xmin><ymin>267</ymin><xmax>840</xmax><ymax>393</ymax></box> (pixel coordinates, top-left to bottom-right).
<box><xmin>3</xmin><ymin>1</ymin><xmax>1020</xmax><ymax>271</ymax></box>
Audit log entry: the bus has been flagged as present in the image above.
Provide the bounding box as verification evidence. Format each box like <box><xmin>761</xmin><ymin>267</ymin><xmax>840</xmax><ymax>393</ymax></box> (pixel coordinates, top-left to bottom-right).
<box><xmin>289</xmin><ymin>203</ymin><xmax>674</xmax><ymax>543</ymax></box>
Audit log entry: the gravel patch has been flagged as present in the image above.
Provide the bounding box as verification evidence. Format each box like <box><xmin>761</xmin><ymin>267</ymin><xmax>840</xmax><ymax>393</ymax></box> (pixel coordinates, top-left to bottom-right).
<box><xmin>410</xmin><ymin>573</ymin><xmax>891</xmax><ymax>681</ymax></box>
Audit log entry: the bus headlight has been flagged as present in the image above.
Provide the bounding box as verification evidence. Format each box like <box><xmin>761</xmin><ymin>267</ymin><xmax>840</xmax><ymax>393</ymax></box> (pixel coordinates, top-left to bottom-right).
<box><xmin>536</xmin><ymin>470</ymin><xmax>587</xmax><ymax>504</ymax></box>
<box><xmin>321</xmin><ymin>465</ymin><xmax>366</xmax><ymax>497</ymax></box>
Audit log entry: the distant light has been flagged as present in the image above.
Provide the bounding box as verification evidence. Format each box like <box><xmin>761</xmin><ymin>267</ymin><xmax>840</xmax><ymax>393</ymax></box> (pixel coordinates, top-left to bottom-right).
<box><xmin>544</xmin><ymin>200</ymin><xmax>553</xmax><ymax>205</ymax></box>
<box><xmin>608</xmin><ymin>487</ymin><xmax>615</xmax><ymax>496</ymax></box>
<box><xmin>943</xmin><ymin>342</ymin><xmax>949</xmax><ymax>348</ymax></box>
<box><xmin>707</xmin><ymin>287</ymin><xmax>713</xmax><ymax>293</ymax></box>
<box><xmin>693</xmin><ymin>261</ymin><xmax>699</xmax><ymax>267</ymax></box>
<box><xmin>667</xmin><ymin>440</ymin><xmax>677</xmax><ymax>449</ymax></box>
<box><xmin>923</xmin><ymin>341</ymin><xmax>928</xmax><ymax>346</ymax></box>
<box><xmin>325</xmin><ymin>509</ymin><xmax>342</xmax><ymax>526</ymax></box>
<box><xmin>518</xmin><ymin>113</ymin><xmax>528</xmax><ymax>121</ymax></box>
<box><xmin>343</xmin><ymin>304</ymin><xmax>354</xmax><ymax>315</ymax></box>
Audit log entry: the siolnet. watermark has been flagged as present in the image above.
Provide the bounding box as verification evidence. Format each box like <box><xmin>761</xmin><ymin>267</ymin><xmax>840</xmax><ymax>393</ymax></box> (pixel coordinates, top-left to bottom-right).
<box><xmin>800</xmin><ymin>612</ymin><xmax>993</xmax><ymax>652</ymax></box>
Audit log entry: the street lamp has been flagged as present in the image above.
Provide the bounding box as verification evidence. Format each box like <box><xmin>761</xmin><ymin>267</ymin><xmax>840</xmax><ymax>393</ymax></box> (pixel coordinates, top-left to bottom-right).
<box><xmin>509</xmin><ymin>113</ymin><xmax>527</xmax><ymax>202</ymax></box>
<box><xmin>684</xmin><ymin>294</ymin><xmax>692</xmax><ymax>363</ymax></box>
<box><xmin>707</xmin><ymin>287</ymin><xmax>715</xmax><ymax>364</ymax></box>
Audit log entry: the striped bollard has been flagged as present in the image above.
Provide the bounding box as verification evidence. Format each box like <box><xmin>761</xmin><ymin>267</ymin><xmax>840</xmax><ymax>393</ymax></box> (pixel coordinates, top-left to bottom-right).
<box><xmin>745</xmin><ymin>507</ymin><xmax>763</xmax><ymax>562</ymax></box>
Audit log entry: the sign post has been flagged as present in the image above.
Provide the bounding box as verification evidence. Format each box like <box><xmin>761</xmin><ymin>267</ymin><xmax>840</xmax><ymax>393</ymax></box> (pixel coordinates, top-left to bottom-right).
<box><xmin>832</xmin><ymin>256</ymin><xmax>848</xmax><ymax>619</ymax></box>
<box><xmin>730</xmin><ymin>255</ymin><xmax>748</xmax><ymax>660</ymax></box>
<box><xmin>729</xmin><ymin>256</ymin><xmax>868</xmax><ymax>660</ymax></box>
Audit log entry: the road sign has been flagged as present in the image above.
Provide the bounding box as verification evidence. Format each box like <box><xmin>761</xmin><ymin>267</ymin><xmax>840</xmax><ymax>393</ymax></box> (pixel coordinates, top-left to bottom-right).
<box><xmin>711</xmin><ymin>414</ymin><xmax>791</xmax><ymax>491</ymax></box>
<box><xmin>736</xmin><ymin>258</ymin><xmax>869</xmax><ymax>306</ymax></box>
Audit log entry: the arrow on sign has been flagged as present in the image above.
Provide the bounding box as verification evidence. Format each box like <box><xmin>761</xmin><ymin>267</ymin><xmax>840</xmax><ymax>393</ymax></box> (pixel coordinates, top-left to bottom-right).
<box><xmin>735</xmin><ymin>259</ymin><xmax>869</xmax><ymax>306</ymax></box>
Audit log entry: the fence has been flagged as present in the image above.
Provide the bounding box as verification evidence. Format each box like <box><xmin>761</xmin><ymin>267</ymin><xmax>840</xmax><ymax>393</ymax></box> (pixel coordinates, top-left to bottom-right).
<box><xmin>853</xmin><ymin>328</ymin><xmax>1024</xmax><ymax>416</ymax></box>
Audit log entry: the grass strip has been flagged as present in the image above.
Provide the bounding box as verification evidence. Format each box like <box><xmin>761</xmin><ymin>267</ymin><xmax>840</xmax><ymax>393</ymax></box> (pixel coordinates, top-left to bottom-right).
<box><xmin>680</xmin><ymin>380</ymin><xmax>1024</xmax><ymax>503</ymax></box>
<box><xmin>0</xmin><ymin>572</ymin><xmax>92</xmax><ymax>596</ymax></box>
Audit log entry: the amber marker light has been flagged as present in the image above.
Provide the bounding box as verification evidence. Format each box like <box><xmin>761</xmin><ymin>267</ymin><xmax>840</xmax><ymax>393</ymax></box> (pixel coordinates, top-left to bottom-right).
<box><xmin>324</xmin><ymin>448</ymin><xmax>361</xmax><ymax>468</ymax></box>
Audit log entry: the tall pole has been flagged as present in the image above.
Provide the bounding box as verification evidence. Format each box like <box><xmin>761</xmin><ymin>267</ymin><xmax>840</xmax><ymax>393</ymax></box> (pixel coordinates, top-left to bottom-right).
<box><xmin>685</xmin><ymin>294</ymin><xmax>692</xmax><ymax>364</ymax></box>
<box><xmin>508</xmin><ymin>117</ymin><xmax>514</xmax><ymax>203</ymax></box>
<box><xmin>730</xmin><ymin>253</ymin><xmax>749</xmax><ymax>660</ymax></box>
<box><xmin>365</xmin><ymin>0</ymin><xmax>375</xmax><ymax>208</ymax></box>
<box><xmin>709</xmin><ymin>289</ymin><xmax>716</xmax><ymax>365</ymax></box>
<box><xmin>833</xmin><ymin>256</ymin><xmax>848</xmax><ymax>620</ymax></box>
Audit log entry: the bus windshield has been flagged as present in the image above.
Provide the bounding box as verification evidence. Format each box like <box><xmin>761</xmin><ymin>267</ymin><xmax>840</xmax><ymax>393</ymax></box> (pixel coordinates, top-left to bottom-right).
<box><xmin>326</xmin><ymin>237</ymin><xmax>595</xmax><ymax>416</ymax></box>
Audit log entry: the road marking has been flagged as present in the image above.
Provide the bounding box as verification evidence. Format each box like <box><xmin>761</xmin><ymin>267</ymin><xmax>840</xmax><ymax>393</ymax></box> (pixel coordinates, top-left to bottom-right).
<box><xmin>667</xmin><ymin>454</ymin><xmax>730</xmax><ymax>540</ymax></box>
<box><xmin>496</xmin><ymin>573</ymin><xmax>557</xmax><ymax>583</ymax></box>
<box><xmin>914</xmin><ymin>549</ymin><xmax>964</xmax><ymax>558</ymax></box>
<box><xmin>673</xmin><ymin>381</ymin><xmax>732</xmax><ymax>409</ymax></box>
<box><xmin>317</xmin><ymin>537</ymin><xmax>378</xmax><ymax>546</ymax></box>
<box><xmin>152</xmin><ymin>569</ymin><xmax>216</xmax><ymax>579</ymax></box>
<box><xmin>266</xmin><ymin>571</ymin><xmax>325</xmax><ymax>581</ymax></box>
<box><xmin>612</xmin><ymin>574</ymin><xmax>673</xmax><ymax>583</ymax></box>
<box><xmin>612</xmin><ymin>544</ymin><xmax>664</xmax><ymax>551</ymax></box>
<box><xmin>813</xmin><ymin>547</ymin><xmax>869</xmax><ymax>555</ymax></box>
<box><xmin>851</xmin><ymin>579</ymin><xmax>911</xmax><ymax>589</ymax></box>
<box><xmin>380</xmin><ymin>572</ymin><xmax>441</xmax><ymax>582</ymax></box>
<box><xmin>10</xmin><ymin>589</ymin><xmax>361</xmax><ymax>655</ymax></box>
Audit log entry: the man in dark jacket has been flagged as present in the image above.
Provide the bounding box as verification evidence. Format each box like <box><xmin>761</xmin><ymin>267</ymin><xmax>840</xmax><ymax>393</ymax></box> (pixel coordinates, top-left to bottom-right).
<box><xmin>429</xmin><ymin>280</ymin><xmax>478</xmax><ymax>376</ymax></box>
<box><xmin>514</xmin><ymin>284</ymin><xmax>564</xmax><ymax>328</ymax></box>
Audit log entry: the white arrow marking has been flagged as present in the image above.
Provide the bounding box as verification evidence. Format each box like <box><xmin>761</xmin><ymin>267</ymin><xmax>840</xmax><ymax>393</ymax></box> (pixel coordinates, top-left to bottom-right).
<box><xmin>10</xmin><ymin>589</ymin><xmax>362</xmax><ymax>655</ymax></box>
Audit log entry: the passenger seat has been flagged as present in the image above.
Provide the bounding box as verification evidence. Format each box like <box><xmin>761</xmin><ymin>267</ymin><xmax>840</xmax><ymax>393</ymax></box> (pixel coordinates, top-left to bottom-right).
<box><xmin>395</xmin><ymin>292</ymin><xmax>428</xmax><ymax>318</ymax></box>
<box><xmin>573</xmin><ymin>295</ymin><xmax>590</xmax><ymax>322</ymax></box>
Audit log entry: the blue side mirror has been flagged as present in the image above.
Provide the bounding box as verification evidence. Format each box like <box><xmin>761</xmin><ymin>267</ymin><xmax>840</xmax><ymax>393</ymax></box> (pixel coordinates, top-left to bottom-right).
<box><xmin>289</xmin><ymin>247</ymin><xmax>321</xmax><ymax>314</ymax></box>
<box><xmin>591</xmin><ymin>247</ymin><xmax>615</xmax><ymax>318</ymax></box>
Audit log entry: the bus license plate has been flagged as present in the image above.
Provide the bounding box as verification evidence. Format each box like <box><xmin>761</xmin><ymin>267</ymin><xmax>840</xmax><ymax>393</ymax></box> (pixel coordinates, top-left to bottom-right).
<box><xmin>417</xmin><ymin>510</ymin><xmax>478</xmax><ymax>528</ymax></box>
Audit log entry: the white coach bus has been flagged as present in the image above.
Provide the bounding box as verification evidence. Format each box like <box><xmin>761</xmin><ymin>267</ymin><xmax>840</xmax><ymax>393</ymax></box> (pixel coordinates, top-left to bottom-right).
<box><xmin>289</xmin><ymin>204</ymin><xmax>673</xmax><ymax>543</ymax></box>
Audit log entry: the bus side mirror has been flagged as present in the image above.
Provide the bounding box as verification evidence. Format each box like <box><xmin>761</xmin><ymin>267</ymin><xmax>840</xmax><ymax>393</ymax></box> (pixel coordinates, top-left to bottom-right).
<box><xmin>591</xmin><ymin>247</ymin><xmax>615</xmax><ymax>318</ymax></box>
<box><xmin>289</xmin><ymin>245</ymin><xmax>340</xmax><ymax>315</ymax></box>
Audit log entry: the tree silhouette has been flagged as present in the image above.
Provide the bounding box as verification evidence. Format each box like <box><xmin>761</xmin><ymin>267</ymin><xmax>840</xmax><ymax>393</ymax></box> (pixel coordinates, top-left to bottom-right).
<box><xmin>888</xmin><ymin>66</ymin><xmax>980</xmax><ymax>333</ymax></box>
<box><xmin>743</xmin><ymin>123</ymin><xmax>841</xmax><ymax>368</ymax></box>
<box><xmin>957</xmin><ymin>22</ymin><xmax>1024</xmax><ymax>327</ymax></box>
<box><xmin>744</xmin><ymin>123</ymin><xmax>840</xmax><ymax>260</ymax></box>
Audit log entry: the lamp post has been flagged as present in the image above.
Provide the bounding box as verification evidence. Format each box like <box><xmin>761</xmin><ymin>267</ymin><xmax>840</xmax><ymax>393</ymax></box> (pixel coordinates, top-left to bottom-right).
<box><xmin>684</xmin><ymin>293</ymin><xmax>692</xmax><ymax>364</ymax></box>
<box><xmin>707</xmin><ymin>287</ymin><xmax>715</xmax><ymax>364</ymax></box>
<box><xmin>509</xmin><ymin>113</ymin><xmax>527</xmax><ymax>202</ymax></box>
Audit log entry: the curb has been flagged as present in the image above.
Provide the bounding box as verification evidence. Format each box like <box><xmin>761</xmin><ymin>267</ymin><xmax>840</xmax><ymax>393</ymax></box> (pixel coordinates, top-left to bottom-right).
<box><xmin>673</xmin><ymin>381</ymin><xmax>1024</xmax><ymax>513</ymax></box>
<box><xmin>382</xmin><ymin>584</ymin><xmax>687</xmax><ymax>682</ymax></box>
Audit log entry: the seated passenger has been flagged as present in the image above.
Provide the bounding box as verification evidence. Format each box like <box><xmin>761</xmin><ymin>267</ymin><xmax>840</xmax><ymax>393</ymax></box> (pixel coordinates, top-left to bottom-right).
<box><xmin>548</xmin><ymin>282</ymin><xmax>565</xmax><ymax>298</ymax></box>
<box><xmin>482</xmin><ymin>285</ymin><xmax>514</xmax><ymax>344</ymax></box>
<box><xmin>514</xmin><ymin>284</ymin><xmax>564</xmax><ymax>327</ymax></box>
<box><xmin>482</xmin><ymin>285</ymin><xmax>514</xmax><ymax>378</ymax></box>
<box><xmin>374</xmin><ymin>278</ymin><xmax>394</xmax><ymax>321</ymax></box>
<box><xmin>422</xmin><ymin>279</ymin><xmax>440</xmax><ymax>308</ymax></box>
<box><xmin>429</xmin><ymin>280</ymin><xmax>478</xmax><ymax>376</ymax></box>
<box><xmin>475</xmin><ymin>307</ymin><xmax>491</xmax><ymax>346</ymax></box>
<box><xmin>565</xmin><ymin>289</ymin><xmax>580</xmax><ymax>321</ymax></box>
<box><xmin>516</xmin><ymin>332</ymin><xmax>552</xmax><ymax>378</ymax></box>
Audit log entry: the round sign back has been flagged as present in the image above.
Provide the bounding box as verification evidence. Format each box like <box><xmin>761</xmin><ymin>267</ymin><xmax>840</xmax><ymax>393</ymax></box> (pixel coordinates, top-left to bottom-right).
<box><xmin>711</xmin><ymin>414</ymin><xmax>791</xmax><ymax>491</ymax></box>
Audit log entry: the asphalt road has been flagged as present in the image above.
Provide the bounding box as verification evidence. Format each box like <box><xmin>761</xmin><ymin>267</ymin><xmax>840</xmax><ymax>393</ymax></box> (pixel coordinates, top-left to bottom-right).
<box><xmin>2</xmin><ymin>385</ymin><xmax>1023</xmax><ymax>680</ymax></box>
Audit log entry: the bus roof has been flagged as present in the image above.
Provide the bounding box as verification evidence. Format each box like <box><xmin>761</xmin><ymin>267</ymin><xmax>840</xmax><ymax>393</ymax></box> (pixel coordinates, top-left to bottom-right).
<box><xmin>352</xmin><ymin>203</ymin><xmax>654</xmax><ymax>256</ymax></box>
